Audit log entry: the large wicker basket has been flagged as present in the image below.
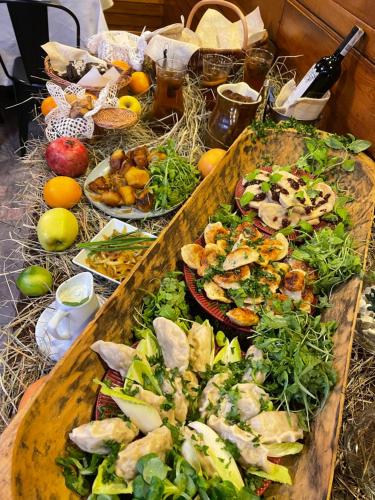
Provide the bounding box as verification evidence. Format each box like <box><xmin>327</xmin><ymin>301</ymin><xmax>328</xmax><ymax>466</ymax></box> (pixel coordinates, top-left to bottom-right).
<box><xmin>187</xmin><ymin>0</ymin><xmax>269</xmax><ymax>71</ymax></box>
<box><xmin>44</xmin><ymin>56</ymin><xmax>132</xmax><ymax>96</ymax></box>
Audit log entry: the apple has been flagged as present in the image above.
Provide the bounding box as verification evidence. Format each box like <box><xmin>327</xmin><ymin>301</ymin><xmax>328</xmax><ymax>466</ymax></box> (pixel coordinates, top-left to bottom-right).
<box><xmin>118</xmin><ymin>95</ymin><xmax>142</xmax><ymax>115</ymax></box>
<box><xmin>46</xmin><ymin>137</ymin><xmax>89</xmax><ymax>177</ymax></box>
<box><xmin>37</xmin><ymin>208</ymin><xmax>79</xmax><ymax>252</ymax></box>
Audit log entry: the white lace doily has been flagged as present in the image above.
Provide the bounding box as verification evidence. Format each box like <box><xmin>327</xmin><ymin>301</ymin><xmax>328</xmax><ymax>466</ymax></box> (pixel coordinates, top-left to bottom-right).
<box><xmin>87</xmin><ymin>30</ymin><xmax>147</xmax><ymax>71</ymax></box>
<box><xmin>45</xmin><ymin>81</ymin><xmax>119</xmax><ymax>140</ymax></box>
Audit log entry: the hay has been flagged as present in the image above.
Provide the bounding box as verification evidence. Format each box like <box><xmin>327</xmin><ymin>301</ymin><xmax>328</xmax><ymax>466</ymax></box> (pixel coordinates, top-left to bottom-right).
<box><xmin>1</xmin><ymin>75</ymin><xmax>375</xmax><ymax>499</ymax></box>
<box><xmin>0</xmin><ymin>77</ymin><xmax>206</xmax><ymax>430</ymax></box>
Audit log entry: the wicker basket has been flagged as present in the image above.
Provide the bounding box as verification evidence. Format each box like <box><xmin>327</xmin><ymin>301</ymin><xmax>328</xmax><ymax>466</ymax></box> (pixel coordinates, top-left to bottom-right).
<box><xmin>44</xmin><ymin>56</ymin><xmax>132</xmax><ymax>96</ymax></box>
<box><xmin>186</xmin><ymin>0</ymin><xmax>268</xmax><ymax>72</ymax></box>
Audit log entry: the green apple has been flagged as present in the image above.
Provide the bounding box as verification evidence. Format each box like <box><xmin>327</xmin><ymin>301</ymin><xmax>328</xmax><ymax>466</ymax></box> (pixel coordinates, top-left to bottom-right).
<box><xmin>37</xmin><ymin>208</ymin><xmax>79</xmax><ymax>251</ymax></box>
<box><xmin>16</xmin><ymin>265</ymin><xmax>53</xmax><ymax>297</ymax></box>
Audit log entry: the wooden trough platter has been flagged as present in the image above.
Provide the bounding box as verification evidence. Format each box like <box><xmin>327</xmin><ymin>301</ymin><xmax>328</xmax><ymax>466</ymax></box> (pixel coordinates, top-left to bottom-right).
<box><xmin>0</xmin><ymin>128</ymin><xmax>374</xmax><ymax>499</ymax></box>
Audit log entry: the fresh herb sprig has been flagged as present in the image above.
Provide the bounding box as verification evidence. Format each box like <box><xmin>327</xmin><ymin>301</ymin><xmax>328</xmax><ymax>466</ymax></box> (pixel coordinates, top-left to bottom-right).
<box><xmin>77</xmin><ymin>233</ymin><xmax>154</xmax><ymax>253</ymax></box>
<box><xmin>296</xmin><ymin>134</ymin><xmax>371</xmax><ymax>178</ymax></box>
<box><xmin>253</xmin><ymin>310</ymin><xmax>337</xmax><ymax>424</ymax></box>
<box><xmin>56</xmin><ymin>445</ymin><xmax>104</xmax><ymax>496</ymax></box>
<box><xmin>134</xmin><ymin>272</ymin><xmax>191</xmax><ymax>333</ymax></box>
<box><xmin>148</xmin><ymin>141</ymin><xmax>200</xmax><ymax>211</ymax></box>
<box><xmin>292</xmin><ymin>223</ymin><xmax>361</xmax><ymax>294</ymax></box>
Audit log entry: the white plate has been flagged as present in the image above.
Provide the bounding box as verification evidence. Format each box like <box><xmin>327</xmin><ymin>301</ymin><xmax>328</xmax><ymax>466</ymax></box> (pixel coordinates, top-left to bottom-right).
<box><xmin>72</xmin><ymin>218</ymin><xmax>155</xmax><ymax>284</ymax></box>
<box><xmin>35</xmin><ymin>296</ymin><xmax>105</xmax><ymax>362</ymax></box>
<box><xmin>84</xmin><ymin>158</ymin><xmax>180</xmax><ymax>219</ymax></box>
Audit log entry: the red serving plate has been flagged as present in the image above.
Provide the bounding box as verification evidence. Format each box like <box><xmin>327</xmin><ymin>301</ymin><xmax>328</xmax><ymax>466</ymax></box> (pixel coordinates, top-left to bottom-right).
<box><xmin>94</xmin><ymin>368</ymin><xmax>281</xmax><ymax>497</ymax></box>
<box><xmin>183</xmin><ymin>234</ymin><xmax>253</xmax><ymax>334</ymax></box>
<box><xmin>234</xmin><ymin>167</ymin><xmax>325</xmax><ymax>240</ymax></box>
<box><xmin>183</xmin><ymin>262</ymin><xmax>251</xmax><ymax>334</ymax></box>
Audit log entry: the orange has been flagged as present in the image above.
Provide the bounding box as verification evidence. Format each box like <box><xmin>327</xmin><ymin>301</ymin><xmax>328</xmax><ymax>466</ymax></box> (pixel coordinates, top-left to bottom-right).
<box><xmin>198</xmin><ymin>149</ymin><xmax>226</xmax><ymax>177</ymax></box>
<box><xmin>43</xmin><ymin>176</ymin><xmax>82</xmax><ymax>208</ymax></box>
<box><xmin>129</xmin><ymin>71</ymin><xmax>150</xmax><ymax>95</ymax></box>
<box><xmin>112</xmin><ymin>59</ymin><xmax>132</xmax><ymax>72</ymax></box>
<box><xmin>41</xmin><ymin>96</ymin><xmax>57</xmax><ymax>116</ymax></box>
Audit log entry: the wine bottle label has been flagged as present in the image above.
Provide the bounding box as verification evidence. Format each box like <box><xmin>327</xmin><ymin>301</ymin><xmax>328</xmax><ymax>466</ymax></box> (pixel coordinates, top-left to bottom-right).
<box><xmin>340</xmin><ymin>28</ymin><xmax>364</xmax><ymax>56</ymax></box>
<box><xmin>283</xmin><ymin>65</ymin><xmax>319</xmax><ymax>109</ymax></box>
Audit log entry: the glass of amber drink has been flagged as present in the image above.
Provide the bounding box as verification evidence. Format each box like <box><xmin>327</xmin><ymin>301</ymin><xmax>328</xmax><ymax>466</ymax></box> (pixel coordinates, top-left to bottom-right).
<box><xmin>243</xmin><ymin>48</ymin><xmax>273</xmax><ymax>91</ymax></box>
<box><xmin>152</xmin><ymin>58</ymin><xmax>187</xmax><ymax>122</ymax></box>
<box><xmin>201</xmin><ymin>54</ymin><xmax>233</xmax><ymax>88</ymax></box>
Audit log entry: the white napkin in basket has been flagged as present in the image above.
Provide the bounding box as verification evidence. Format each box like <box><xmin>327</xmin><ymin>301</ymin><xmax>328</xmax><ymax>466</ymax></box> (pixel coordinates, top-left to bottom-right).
<box><xmin>42</xmin><ymin>41</ymin><xmax>106</xmax><ymax>73</ymax></box>
<box><xmin>274</xmin><ymin>79</ymin><xmax>331</xmax><ymax>120</ymax></box>
<box><xmin>145</xmin><ymin>34</ymin><xmax>199</xmax><ymax>66</ymax></box>
<box><xmin>195</xmin><ymin>7</ymin><xmax>265</xmax><ymax>49</ymax></box>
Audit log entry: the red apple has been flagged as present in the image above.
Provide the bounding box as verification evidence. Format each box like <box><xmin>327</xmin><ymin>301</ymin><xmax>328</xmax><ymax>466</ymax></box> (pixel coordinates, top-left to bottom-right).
<box><xmin>45</xmin><ymin>137</ymin><xmax>89</xmax><ymax>177</ymax></box>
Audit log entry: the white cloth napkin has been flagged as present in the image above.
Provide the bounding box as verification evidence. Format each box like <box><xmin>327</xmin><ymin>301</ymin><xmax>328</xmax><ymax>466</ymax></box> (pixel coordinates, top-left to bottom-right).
<box><xmin>42</xmin><ymin>41</ymin><xmax>106</xmax><ymax>73</ymax></box>
<box><xmin>195</xmin><ymin>7</ymin><xmax>265</xmax><ymax>49</ymax></box>
<box><xmin>145</xmin><ymin>34</ymin><xmax>199</xmax><ymax>66</ymax></box>
<box><xmin>274</xmin><ymin>79</ymin><xmax>331</xmax><ymax>120</ymax></box>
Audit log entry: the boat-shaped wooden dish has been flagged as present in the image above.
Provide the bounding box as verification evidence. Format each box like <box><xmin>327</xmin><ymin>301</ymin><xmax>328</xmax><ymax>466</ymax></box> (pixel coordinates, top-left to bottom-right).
<box><xmin>1</xmin><ymin>128</ymin><xmax>374</xmax><ymax>499</ymax></box>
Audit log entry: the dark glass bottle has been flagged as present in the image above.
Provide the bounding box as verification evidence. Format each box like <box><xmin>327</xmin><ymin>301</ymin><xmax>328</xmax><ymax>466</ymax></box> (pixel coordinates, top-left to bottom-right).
<box><xmin>284</xmin><ymin>26</ymin><xmax>364</xmax><ymax>107</ymax></box>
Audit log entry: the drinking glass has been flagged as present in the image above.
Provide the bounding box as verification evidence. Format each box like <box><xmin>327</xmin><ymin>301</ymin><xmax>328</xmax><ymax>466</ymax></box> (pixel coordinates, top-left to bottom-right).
<box><xmin>152</xmin><ymin>58</ymin><xmax>187</xmax><ymax>122</ymax></box>
<box><xmin>201</xmin><ymin>54</ymin><xmax>233</xmax><ymax>88</ymax></box>
<box><xmin>243</xmin><ymin>48</ymin><xmax>273</xmax><ymax>92</ymax></box>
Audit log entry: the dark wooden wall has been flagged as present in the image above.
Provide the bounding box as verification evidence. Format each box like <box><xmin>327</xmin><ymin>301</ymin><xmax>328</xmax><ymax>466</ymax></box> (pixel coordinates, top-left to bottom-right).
<box><xmin>162</xmin><ymin>0</ymin><xmax>375</xmax><ymax>154</ymax></box>
<box><xmin>105</xmin><ymin>0</ymin><xmax>164</xmax><ymax>34</ymax></box>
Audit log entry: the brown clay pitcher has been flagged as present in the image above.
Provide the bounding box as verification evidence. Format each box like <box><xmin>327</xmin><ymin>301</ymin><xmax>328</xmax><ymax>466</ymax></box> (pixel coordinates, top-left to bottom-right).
<box><xmin>206</xmin><ymin>82</ymin><xmax>262</xmax><ymax>149</ymax></box>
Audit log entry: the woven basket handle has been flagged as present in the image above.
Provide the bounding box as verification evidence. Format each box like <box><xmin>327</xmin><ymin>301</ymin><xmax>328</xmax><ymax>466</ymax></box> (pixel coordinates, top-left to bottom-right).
<box><xmin>186</xmin><ymin>0</ymin><xmax>249</xmax><ymax>50</ymax></box>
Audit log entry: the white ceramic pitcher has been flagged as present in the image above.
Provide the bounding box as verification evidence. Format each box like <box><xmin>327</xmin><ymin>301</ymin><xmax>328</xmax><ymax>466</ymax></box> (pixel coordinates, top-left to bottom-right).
<box><xmin>47</xmin><ymin>272</ymin><xmax>99</xmax><ymax>340</ymax></box>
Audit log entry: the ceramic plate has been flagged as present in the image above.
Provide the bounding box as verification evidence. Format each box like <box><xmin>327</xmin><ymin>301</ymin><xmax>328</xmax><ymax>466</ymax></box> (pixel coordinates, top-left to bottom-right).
<box><xmin>93</xmin><ymin>367</ymin><xmax>279</xmax><ymax>496</ymax></box>
<box><xmin>84</xmin><ymin>158</ymin><xmax>181</xmax><ymax>219</ymax></box>
<box><xmin>73</xmin><ymin>218</ymin><xmax>156</xmax><ymax>284</ymax></box>
<box><xmin>235</xmin><ymin>167</ymin><xmax>325</xmax><ymax>240</ymax></box>
<box><xmin>183</xmin><ymin>236</ymin><xmax>252</xmax><ymax>334</ymax></box>
<box><xmin>35</xmin><ymin>296</ymin><xmax>105</xmax><ymax>362</ymax></box>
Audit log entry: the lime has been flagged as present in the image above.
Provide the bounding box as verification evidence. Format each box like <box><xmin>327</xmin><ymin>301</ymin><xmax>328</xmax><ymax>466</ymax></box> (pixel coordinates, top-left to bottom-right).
<box><xmin>16</xmin><ymin>265</ymin><xmax>53</xmax><ymax>297</ymax></box>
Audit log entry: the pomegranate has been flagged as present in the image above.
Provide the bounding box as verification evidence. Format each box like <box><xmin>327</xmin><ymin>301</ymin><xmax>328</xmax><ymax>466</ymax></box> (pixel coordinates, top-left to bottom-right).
<box><xmin>45</xmin><ymin>137</ymin><xmax>89</xmax><ymax>177</ymax></box>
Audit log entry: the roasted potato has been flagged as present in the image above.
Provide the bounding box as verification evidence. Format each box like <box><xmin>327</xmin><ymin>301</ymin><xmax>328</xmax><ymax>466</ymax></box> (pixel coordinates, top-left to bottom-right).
<box><xmin>92</xmin><ymin>191</ymin><xmax>123</xmax><ymax>206</ymax></box>
<box><xmin>110</xmin><ymin>149</ymin><xmax>126</xmax><ymax>172</ymax></box>
<box><xmin>119</xmin><ymin>185</ymin><xmax>136</xmax><ymax>205</ymax></box>
<box><xmin>88</xmin><ymin>176</ymin><xmax>109</xmax><ymax>193</ymax></box>
<box><xmin>125</xmin><ymin>167</ymin><xmax>150</xmax><ymax>188</ymax></box>
<box><xmin>135</xmin><ymin>189</ymin><xmax>154</xmax><ymax>212</ymax></box>
<box><xmin>131</xmin><ymin>146</ymin><xmax>149</xmax><ymax>168</ymax></box>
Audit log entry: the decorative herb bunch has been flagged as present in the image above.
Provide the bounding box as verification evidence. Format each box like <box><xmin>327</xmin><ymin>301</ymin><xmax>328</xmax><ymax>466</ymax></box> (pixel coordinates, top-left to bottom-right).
<box><xmin>134</xmin><ymin>272</ymin><xmax>191</xmax><ymax>334</ymax></box>
<box><xmin>249</xmin><ymin>117</ymin><xmax>372</xmax><ymax>178</ymax></box>
<box><xmin>148</xmin><ymin>141</ymin><xmax>200</xmax><ymax>211</ymax></box>
<box><xmin>77</xmin><ymin>233</ymin><xmax>154</xmax><ymax>253</ymax></box>
<box><xmin>292</xmin><ymin>223</ymin><xmax>362</xmax><ymax>294</ymax></box>
<box><xmin>253</xmin><ymin>309</ymin><xmax>337</xmax><ymax>425</ymax></box>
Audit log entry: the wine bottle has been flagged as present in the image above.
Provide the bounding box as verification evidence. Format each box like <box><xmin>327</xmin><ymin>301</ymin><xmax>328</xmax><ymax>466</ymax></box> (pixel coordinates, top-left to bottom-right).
<box><xmin>283</xmin><ymin>26</ymin><xmax>364</xmax><ymax>107</ymax></box>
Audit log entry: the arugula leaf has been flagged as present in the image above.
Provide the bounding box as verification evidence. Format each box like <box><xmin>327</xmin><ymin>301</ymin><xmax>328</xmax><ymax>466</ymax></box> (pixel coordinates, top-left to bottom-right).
<box><xmin>342</xmin><ymin>159</ymin><xmax>355</xmax><ymax>172</ymax></box>
<box><xmin>211</xmin><ymin>204</ymin><xmax>254</xmax><ymax>228</ymax></box>
<box><xmin>148</xmin><ymin>140</ymin><xmax>200</xmax><ymax>210</ymax></box>
<box><xmin>134</xmin><ymin>272</ymin><xmax>190</xmax><ymax>332</ymax></box>
<box><xmin>347</xmin><ymin>139</ymin><xmax>372</xmax><ymax>153</ymax></box>
<box><xmin>292</xmin><ymin>226</ymin><xmax>361</xmax><ymax>293</ymax></box>
<box><xmin>240</xmin><ymin>192</ymin><xmax>255</xmax><ymax>207</ymax></box>
<box><xmin>323</xmin><ymin>136</ymin><xmax>345</xmax><ymax>150</ymax></box>
<box><xmin>254</xmin><ymin>311</ymin><xmax>337</xmax><ymax>423</ymax></box>
<box><xmin>56</xmin><ymin>446</ymin><xmax>104</xmax><ymax>496</ymax></box>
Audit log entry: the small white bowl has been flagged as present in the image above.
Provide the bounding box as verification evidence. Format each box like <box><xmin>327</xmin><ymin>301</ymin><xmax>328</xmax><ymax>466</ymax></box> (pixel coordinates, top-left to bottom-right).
<box><xmin>73</xmin><ymin>218</ymin><xmax>155</xmax><ymax>284</ymax></box>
